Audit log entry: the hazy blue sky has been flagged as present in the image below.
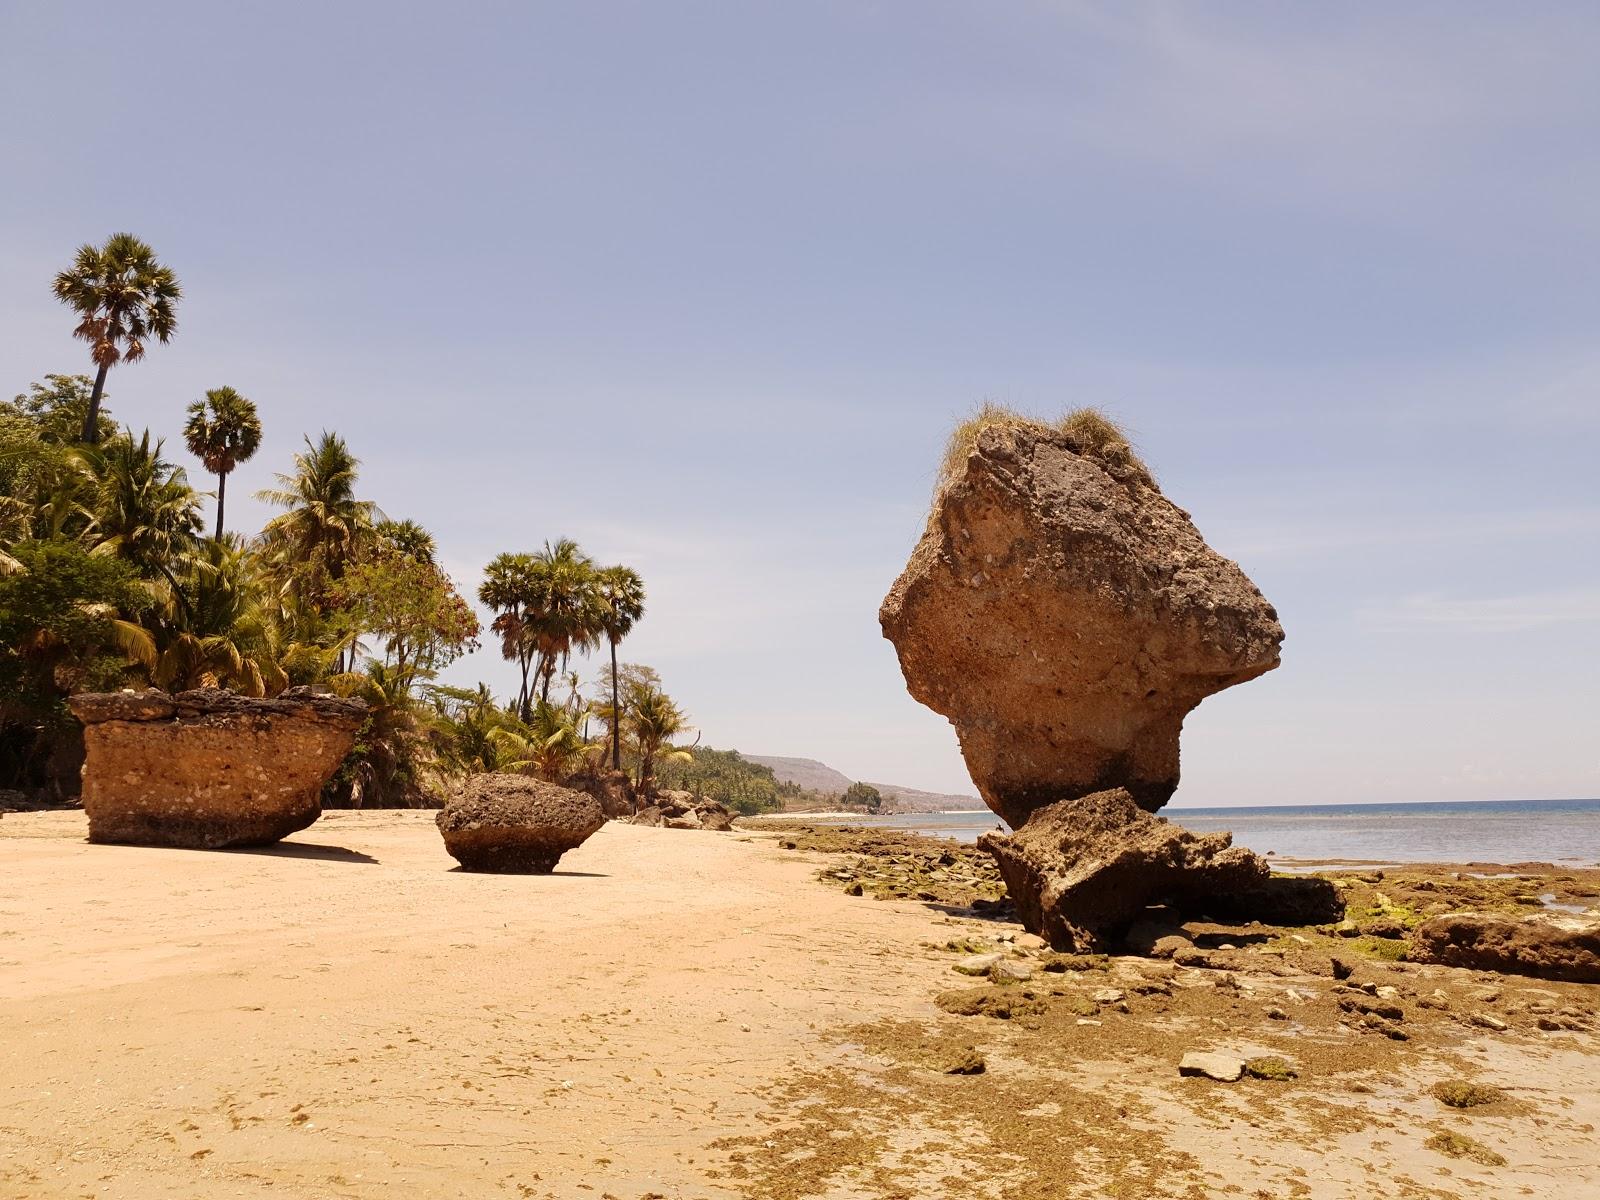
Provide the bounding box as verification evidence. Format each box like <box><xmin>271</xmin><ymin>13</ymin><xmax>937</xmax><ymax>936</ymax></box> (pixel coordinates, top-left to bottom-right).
<box><xmin>3</xmin><ymin>3</ymin><xmax>1596</xmax><ymax>806</ymax></box>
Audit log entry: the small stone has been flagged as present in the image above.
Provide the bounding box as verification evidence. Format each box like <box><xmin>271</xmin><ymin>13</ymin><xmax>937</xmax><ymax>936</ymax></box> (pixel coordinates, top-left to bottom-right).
<box><xmin>1376</xmin><ymin>986</ymin><xmax>1401</xmax><ymax>1000</ymax></box>
<box><xmin>1470</xmin><ymin>1013</ymin><xmax>1510</xmax><ymax>1032</ymax></box>
<box><xmin>1151</xmin><ymin>935</ymin><xmax>1194</xmax><ymax>960</ymax></box>
<box><xmin>1075</xmin><ymin>1019</ymin><xmax>1101</xmax><ymax>1026</ymax></box>
<box><xmin>1092</xmin><ymin>988</ymin><xmax>1126</xmax><ymax>1005</ymax></box>
<box><xmin>1015</xmin><ymin>933</ymin><xmax>1047</xmax><ymax>951</ymax></box>
<box><xmin>844</xmin><ymin>882</ymin><xmax>864</xmax><ymax>897</ymax></box>
<box><xmin>1265</xmin><ymin>1007</ymin><xmax>1288</xmax><ymax>1021</ymax></box>
<box><xmin>991</xmin><ymin>960</ymin><xmax>1035</xmax><ymax>983</ymax></box>
<box><xmin>1333</xmin><ymin>919</ymin><xmax>1360</xmax><ymax>938</ymax></box>
<box><xmin>953</xmin><ymin>953</ymin><xmax>1003</xmax><ymax>976</ymax></box>
<box><xmin>1179</xmin><ymin>1052</ymin><xmax>1245</xmax><ymax>1082</ymax></box>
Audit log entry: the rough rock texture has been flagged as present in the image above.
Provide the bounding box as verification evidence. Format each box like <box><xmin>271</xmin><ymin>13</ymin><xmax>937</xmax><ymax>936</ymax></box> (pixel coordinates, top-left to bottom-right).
<box><xmin>630</xmin><ymin>790</ymin><xmax>736</xmax><ymax>832</ymax></box>
<box><xmin>70</xmin><ymin>687</ymin><xmax>365</xmax><ymax>848</ymax></box>
<box><xmin>978</xmin><ymin>788</ymin><xmax>1269</xmax><ymax>952</ymax></box>
<box><xmin>1410</xmin><ymin>912</ymin><xmax>1600</xmax><ymax>983</ymax></box>
<box><xmin>880</xmin><ymin>421</ymin><xmax>1283</xmax><ymax>827</ymax></box>
<box><xmin>436</xmin><ymin>774</ymin><xmax>605</xmax><ymax>873</ymax></box>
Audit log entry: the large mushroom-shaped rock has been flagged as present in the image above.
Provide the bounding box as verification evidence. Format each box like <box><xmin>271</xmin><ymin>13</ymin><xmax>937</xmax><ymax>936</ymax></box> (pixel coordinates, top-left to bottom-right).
<box><xmin>437</xmin><ymin>774</ymin><xmax>605</xmax><ymax>873</ymax></box>
<box><xmin>880</xmin><ymin>418</ymin><xmax>1283</xmax><ymax>827</ymax></box>
<box><xmin>979</xmin><ymin>788</ymin><xmax>1269</xmax><ymax>951</ymax></box>
<box><xmin>1409</xmin><ymin>912</ymin><xmax>1600</xmax><ymax>983</ymax></box>
<box><xmin>70</xmin><ymin>687</ymin><xmax>365</xmax><ymax>848</ymax></box>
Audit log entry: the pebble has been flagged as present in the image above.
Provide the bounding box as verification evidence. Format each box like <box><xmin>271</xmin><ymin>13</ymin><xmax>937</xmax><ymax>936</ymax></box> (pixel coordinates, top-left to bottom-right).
<box><xmin>1470</xmin><ymin>1013</ymin><xmax>1510</xmax><ymax>1032</ymax></box>
<box><xmin>992</xmin><ymin>960</ymin><xmax>1035</xmax><ymax>983</ymax></box>
<box><xmin>1092</xmin><ymin>988</ymin><xmax>1126</xmax><ymax>1005</ymax></box>
<box><xmin>1266</xmin><ymin>1007</ymin><xmax>1288</xmax><ymax>1021</ymax></box>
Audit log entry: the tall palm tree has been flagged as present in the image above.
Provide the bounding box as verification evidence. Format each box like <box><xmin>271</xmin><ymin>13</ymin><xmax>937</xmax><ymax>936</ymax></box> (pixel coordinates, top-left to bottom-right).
<box><xmin>182</xmin><ymin>387</ymin><xmax>262</xmax><ymax>541</ymax></box>
<box><xmin>527</xmin><ymin>538</ymin><xmax>601</xmax><ymax>708</ymax></box>
<box><xmin>594</xmin><ymin>564</ymin><xmax>645</xmax><ymax>771</ymax></box>
<box><xmin>479</xmin><ymin>552</ymin><xmax>540</xmax><ymax>716</ymax></box>
<box><xmin>51</xmin><ymin>234</ymin><xmax>181</xmax><ymax>443</ymax></box>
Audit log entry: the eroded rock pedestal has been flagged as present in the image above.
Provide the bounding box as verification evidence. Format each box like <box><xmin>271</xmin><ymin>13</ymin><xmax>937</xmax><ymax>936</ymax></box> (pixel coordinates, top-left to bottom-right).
<box><xmin>882</xmin><ymin>419</ymin><xmax>1301</xmax><ymax>947</ymax></box>
<box><xmin>979</xmin><ymin>789</ymin><xmax>1270</xmax><ymax>952</ymax></box>
<box><xmin>881</xmin><ymin>421</ymin><xmax>1283</xmax><ymax>826</ymax></box>
<box><xmin>437</xmin><ymin>774</ymin><xmax>605</xmax><ymax>873</ymax></box>
<box><xmin>71</xmin><ymin>687</ymin><xmax>365</xmax><ymax>849</ymax></box>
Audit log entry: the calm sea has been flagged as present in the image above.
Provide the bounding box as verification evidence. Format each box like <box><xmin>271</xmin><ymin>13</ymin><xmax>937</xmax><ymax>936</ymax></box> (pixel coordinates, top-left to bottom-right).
<box><xmin>828</xmin><ymin>798</ymin><xmax>1600</xmax><ymax>866</ymax></box>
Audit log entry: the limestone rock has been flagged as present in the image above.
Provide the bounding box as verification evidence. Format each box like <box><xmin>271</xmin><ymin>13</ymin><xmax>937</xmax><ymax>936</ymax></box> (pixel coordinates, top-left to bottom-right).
<box><xmin>880</xmin><ymin>420</ymin><xmax>1282</xmax><ymax>827</ymax></box>
<box><xmin>70</xmin><ymin>687</ymin><xmax>364</xmax><ymax>849</ymax></box>
<box><xmin>436</xmin><ymin>774</ymin><xmax>605</xmax><ymax>873</ymax></box>
<box><xmin>979</xmin><ymin>788</ymin><xmax>1269</xmax><ymax>952</ymax></box>
<box><xmin>1178</xmin><ymin>1052</ymin><xmax>1245</xmax><ymax>1082</ymax></box>
<box><xmin>634</xmin><ymin>791</ymin><xmax>736</xmax><ymax>832</ymax></box>
<box><xmin>1410</xmin><ymin>912</ymin><xmax>1600</xmax><ymax>983</ymax></box>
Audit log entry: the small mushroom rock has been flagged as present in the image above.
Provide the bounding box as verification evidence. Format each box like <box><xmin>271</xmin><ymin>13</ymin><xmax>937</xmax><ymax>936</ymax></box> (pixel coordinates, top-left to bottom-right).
<box><xmin>437</xmin><ymin>773</ymin><xmax>605</xmax><ymax>873</ymax></box>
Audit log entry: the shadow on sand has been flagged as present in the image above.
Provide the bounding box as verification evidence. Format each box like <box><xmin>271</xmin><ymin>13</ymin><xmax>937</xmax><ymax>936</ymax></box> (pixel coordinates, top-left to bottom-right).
<box><xmin>232</xmin><ymin>842</ymin><xmax>380</xmax><ymax>865</ymax></box>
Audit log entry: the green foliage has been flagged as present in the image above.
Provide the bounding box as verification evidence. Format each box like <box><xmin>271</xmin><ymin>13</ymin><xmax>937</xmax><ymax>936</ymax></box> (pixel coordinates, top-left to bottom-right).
<box><xmin>0</xmin><ymin>539</ymin><xmax>145</xmax><ymax>787</ymax></box>
<box><xmin>331</xmin><ymin>548</ymin><xmax>480</xmax><ymax>691</ymax></box>
<box><xmin>6</xmin><ymin>375</ymin><xmax>116</xmax><ymax>444</ymax></box>
<box><xmin>656</xmin><ymin>746</ymin><xmax>785</xmax><ymax>815</ymax></box>
<box><xmin>842</xmin><ymin>781</ymin><xmax>885</xmax><ymax>813</ymax></box>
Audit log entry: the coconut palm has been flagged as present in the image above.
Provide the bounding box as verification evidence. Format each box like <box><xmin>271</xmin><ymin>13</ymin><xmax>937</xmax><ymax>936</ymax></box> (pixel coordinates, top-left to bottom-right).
<box><xmin>594</xmin><ymin>564</ymin><xmax>645</xmax><ymax>771</ymax></box>
<box><xmin>149</xmin><ymin>536</ymin><xmax>287</xmax><ymax>695</ymax></box>
<box><xmin>77</xmin><ymin>430</ymin><xmax>202</xmax><ymax>613</ymax></box>
<box><xmin>51</xmin><ymin>234</ymin><xmax>181</xmax><ymax>443</ymax></box>
<box><xmin>183</xmin><ymin>387</ymin><xmax>262</xmax><ymax>541</ymax></box>
<box><xmin>257</xmin><ymin>432</ymin><xmax>379</xmax><ymax>627</ymax></box>
<box><xmin>628</xmin><ymin>683</ymin><xmax>690</xmax><ymax>799</ymax></box>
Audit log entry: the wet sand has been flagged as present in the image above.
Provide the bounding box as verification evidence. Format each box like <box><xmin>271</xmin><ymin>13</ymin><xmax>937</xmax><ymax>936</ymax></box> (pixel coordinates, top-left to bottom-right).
<box><xmin>3</xmin><ymin>810</ymin><xmax>1598</xmax><ymax>1199</ymax></box>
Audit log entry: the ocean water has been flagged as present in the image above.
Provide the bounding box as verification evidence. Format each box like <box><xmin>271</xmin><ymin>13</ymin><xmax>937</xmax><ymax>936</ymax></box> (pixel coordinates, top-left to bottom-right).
<box><xmin>829</xmin><ymin>798</ymin><xmax>1600</xmax><ymax>866</ymax></box>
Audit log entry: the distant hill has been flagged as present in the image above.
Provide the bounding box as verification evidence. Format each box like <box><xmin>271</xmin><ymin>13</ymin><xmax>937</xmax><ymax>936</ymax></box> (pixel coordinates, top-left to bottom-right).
<box><xmin>745</xmin><ymin>755</ymin><xmax>983</xmax><ymax>813</ymax></box>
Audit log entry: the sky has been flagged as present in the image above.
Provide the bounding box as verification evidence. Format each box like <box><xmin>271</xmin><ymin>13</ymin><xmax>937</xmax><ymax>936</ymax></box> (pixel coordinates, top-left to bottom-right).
<box><xmin>2</xmin><ymin>2</ymin><xmax>1596</xmax><ymax>807</ymax></box>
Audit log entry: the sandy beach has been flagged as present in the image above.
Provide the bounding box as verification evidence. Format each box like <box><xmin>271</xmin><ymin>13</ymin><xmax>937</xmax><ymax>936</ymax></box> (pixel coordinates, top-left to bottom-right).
<box><xmin>3</xmin><ymin>811</ymin><xmax>1599</xmax><ymax>1200</ymax></box>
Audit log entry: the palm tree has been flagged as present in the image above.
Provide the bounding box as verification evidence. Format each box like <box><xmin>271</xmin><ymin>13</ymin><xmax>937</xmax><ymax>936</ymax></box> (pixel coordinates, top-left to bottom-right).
<box><xmin>77</xmin><ymin>429</ymin><xmax>202</xmax><ymax>613</ymax></box>
<box><xmin>149</xmin><ymin>536</ymin><xmax>287</xmax><ymax>695</ymax></box>
<box><xmin>594</xmin><ymin>565</ymin><xmax>645</xmax><ymax>771</ymax></box>
<box><xmin>527</xmin><ymin>538</ymin><xmax>601</xmax><ymax>708</ymax></box>
<box><xmin>479</xmin><ymin>552</ymin><xmax>540</xmax><ymax>716</ymax></box>
<box><xmin>51</xmin><ymin>234</ymin><xmax>181</xmax><ymax>443</ymax></box>
<box><xmin>628</xmin><ymin>683</ymin><xmax>690</xmax><ymax>800</ymax></box>
<box><xmin>257</xmin><ymin>432</ymin><xmax>379</xmax><ymax>631</ymax></box>
<box><xmin>182</xmin><ymin>387</ymin><xmax>262</xmax><ymax>541</ymax></box>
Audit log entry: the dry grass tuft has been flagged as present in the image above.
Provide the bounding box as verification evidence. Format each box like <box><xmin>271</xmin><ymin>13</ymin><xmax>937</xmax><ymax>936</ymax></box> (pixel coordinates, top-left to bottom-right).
<box><xmin>936</xmin><ymin>403</ymin><xmax>1152</xmax><ymax>490</ymax></box>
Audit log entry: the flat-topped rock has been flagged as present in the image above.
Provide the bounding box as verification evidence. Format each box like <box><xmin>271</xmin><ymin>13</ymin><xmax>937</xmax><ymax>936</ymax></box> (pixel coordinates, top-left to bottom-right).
<box><xmin>70</xmin><ymin>687</ymin><xmax>365</xmax><ymax>848</ymax></box>
<box><xmin>1410</xmin><ymin>911</ymin><xmax>1600</xmax><ymax>983</ymax></box>
<box><xmin>437</xmin><ymin>774</ymin><xmax>605</xmax><ymax>873</ymax></box>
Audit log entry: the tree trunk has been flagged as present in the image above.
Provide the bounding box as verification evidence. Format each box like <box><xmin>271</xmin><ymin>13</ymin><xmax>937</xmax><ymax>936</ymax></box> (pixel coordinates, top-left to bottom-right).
<box><xmin>610</xmin><ymin>634</ymin><xmax>621</xmax><ymax>771</ymax></box>
<box><xmin>214</xmin><ymin>470</ymin><xmax>227</xmax><ymax>541</ymax></box>
<box><xmin>81</xmin><ymin>361</ymin><xmax>110</xmax><ymax>443</ymax></box>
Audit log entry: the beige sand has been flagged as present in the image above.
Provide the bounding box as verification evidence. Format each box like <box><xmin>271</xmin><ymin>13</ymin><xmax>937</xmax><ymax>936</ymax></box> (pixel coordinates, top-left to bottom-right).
<box><xmin>3</xmin><ymin>811</ymin><xmax>1598</xmax><ymax>1200</ymax></box>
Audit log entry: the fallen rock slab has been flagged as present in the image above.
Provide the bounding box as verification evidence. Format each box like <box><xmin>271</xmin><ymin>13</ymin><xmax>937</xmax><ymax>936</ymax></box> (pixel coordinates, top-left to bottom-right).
<box><xmin>437</xmin><ymin>774</ymin><xmax>605</xmax><ymax>873</ymax></box>
<box><xmin>880</xmin><ymin>418</ymin><xmax>1282</xmax><ymax>827</ymax></box>
<box><xmin>1178</xmin><ymin>1052</ymin><xmax>1244</xmax><ymax>1082</ymax></box>
<box><xmin>1411</xmin><ymin>912</ymin><xmax>1600</xmax><ymax>983</ymax></box>
<box><xmin>70</xmin><ymin>687</ymin><xmax>365</xmax><ymax>849</ymax></box>
<box><xmin>979</xmin><ymin>788</ymin><xmax>1269</xmax><ymax>952</ymax></box>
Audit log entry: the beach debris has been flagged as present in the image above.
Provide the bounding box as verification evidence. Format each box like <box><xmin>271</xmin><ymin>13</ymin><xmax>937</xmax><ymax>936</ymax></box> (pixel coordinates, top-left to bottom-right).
<box><xmin>70</xmin><ymin>687</ymin><xmax>364</xmax><ymax>849</ymax></box>
<box><xmin>1424</xmin><ymin>1130</ymin><xmax>1507</xmax><ymax>1167</ymax></box>
<box><xmin>436</xmin><ymin>774</ymin><xmax>605</xmax><ymax>873</ymax></box>
<box><xmin>1409</xmin><ymin>911</ymin><xmax>1600</xmax><ymax>983</ymax></box>
<box><xmin>1243</xmin><ymin>1056</ymin><xmax>1299</xmax><ymax>1081</ymax></box>
<box><xmin>1178</xmin><ymin>1052</ymin><xmax>1245</xmax><ymax>1082</ymax></box>
<box><xmin>1432</xmin><ymin>1080</ymin><xmax>1507</xmax><ymax>1109</ymax></box>
<box><xmin>879</xmin><ymin>415</ymin><xmax>1282</xmax><ymax>828</ymax></box>
<box><xmin>979</xmin><ymin>788</ymin><xmax>1269</xmax><ymax>952</ymax></box>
